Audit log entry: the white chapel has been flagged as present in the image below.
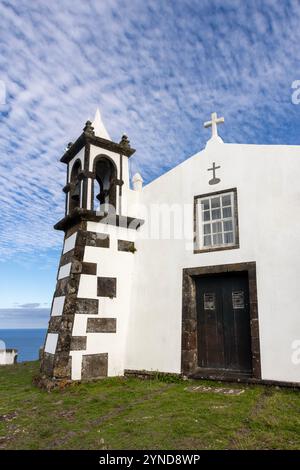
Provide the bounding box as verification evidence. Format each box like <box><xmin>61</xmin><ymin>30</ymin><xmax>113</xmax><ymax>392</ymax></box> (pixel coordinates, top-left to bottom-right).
<box><xmin>40</xmin><ymin>109</ymin><xmax>300</xmax><ymax>387</ymax></box>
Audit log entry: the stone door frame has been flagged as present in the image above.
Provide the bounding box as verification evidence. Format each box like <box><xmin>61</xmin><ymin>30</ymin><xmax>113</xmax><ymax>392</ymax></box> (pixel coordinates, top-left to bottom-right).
<box><xmin>181</xmin><ymin>262</ymin><xmax>261</xmax><ymax>379</ymax></box>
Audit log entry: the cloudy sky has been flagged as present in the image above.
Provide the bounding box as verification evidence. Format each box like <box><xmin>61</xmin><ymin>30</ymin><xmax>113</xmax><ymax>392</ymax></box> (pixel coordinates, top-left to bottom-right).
<box><xmin>0</xmin><ymin>0</ymin><xmax>300</xmax><ymax>327</ymax></box>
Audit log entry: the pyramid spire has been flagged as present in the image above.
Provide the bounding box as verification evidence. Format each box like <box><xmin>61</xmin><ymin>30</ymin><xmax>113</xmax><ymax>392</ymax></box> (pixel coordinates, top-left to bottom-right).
<box><xmin>92</xmin><ymin>108</ymin><xmax>111</xmax><ymax>140</ymax></box>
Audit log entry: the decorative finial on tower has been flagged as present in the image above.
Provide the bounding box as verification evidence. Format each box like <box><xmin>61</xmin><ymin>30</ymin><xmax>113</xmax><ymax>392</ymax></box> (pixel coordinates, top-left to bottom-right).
<box><xmin>64</xmin><ymin>141</ymin><xmax>73</xmax><ymax>152</ymax></box>
<box><xmin>119</xmin><ymin>134</ymin><xmax>131</xmax><ymax>149</ymax></box>
<box><xmin>83</xmin><ymin>120</ymin><xmax>94</xmax><ymax>136</ymax></box>
<box><xmin>204</xmin><ymin>112</ymin><xmax>224</xmax><ymax>140</ymax></box>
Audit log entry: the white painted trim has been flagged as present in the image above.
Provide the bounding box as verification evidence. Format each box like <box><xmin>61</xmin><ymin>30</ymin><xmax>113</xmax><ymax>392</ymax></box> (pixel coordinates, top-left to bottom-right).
<box><xmin>51</xmin><ymin>296</ymin><xmax>65</xmax><ymax>316</ymax></box>
<box><xmin>70</xmin><ymin>352</ymin><xmax>83</xmax><ymax>380</ymax></box>
<box><xmin>63</xmin><ymin>232</ymin><xmax>77</xmax><ymax>254</ymax></box>
<box><xmin>44</xmin><ymin>333</ymin><xmax>58</xmax><ymax>354</ymax></box>
<box><xmin>58</xmin><ymin>263</ymin><xmax>71</xmax><ymax>280</ymax></box>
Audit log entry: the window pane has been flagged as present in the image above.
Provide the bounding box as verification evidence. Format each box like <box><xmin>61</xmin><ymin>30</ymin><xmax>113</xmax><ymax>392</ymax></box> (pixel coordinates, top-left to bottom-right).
<box><xmin>203</xmin><ymin>224</ymin><xmax>211</xmax><ymax>234</ymax></box>
<box><xmin>222</xmin><ymin>195</ymin><xmax>231</xmax><ymax>207</ymax></box>
<box><xmin>211</xmin><ymin>197</ymin><xmax>220</xmax><ymax>208</ymax></box>
<box><xmin>212</xmin><ymin>208</ymin><xmax>221</xmax><ymax>220</ymax></box>
<box><xmin>203</xmin><ymin>235</ymin><xmax>212</xmax><ymax>246</ymax></box>
<box><xmin>203</xmin><ymin>210</ymin><xmax>210</xmax><ymax>221</ymax></box>
<box><xmin>224</xmin><ymin>232</ymin><xmax>234</xmax><ymax>244</ymax></box>
<box><xmin>213</xmin><ymin>233</ymin><xmax>223</xmax><ymax>245</ymax></box>
<box><xmin>223</xmin><ymin>220</ymin><xmax>233</xmax><ymax>232</ymax></box>
<box><xmin>223</xmin><ymin>206</ymin><xmax>232</xmax><ymax>218</ymax></box>
<box><xmin>212</xmin><ymin>221</ymin><xmax>222</xmax><ymax>233</ymax></box>
<box><xmin>199</xmin><ymin>191</ymin><xmax>236</xmax><ymax>250</ymax></box>
<box><xmin>201</xmin><ymin>199</ymin><xmax>209</xmax><ymax>210</ymax></box>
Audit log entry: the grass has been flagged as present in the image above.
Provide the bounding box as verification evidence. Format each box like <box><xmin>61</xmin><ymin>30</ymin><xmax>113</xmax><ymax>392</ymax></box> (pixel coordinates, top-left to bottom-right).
<box><xmin>0</xmin><ymin>362</ymin><xmax>299</xmax><ymax>449</ymax></box>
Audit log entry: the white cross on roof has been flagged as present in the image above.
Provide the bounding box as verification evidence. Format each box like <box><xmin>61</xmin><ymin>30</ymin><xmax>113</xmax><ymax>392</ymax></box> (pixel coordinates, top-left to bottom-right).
<box><xmin>204</xmin><ymin>112</ymin><xmax>224</xmax><ymax>138</ymax></box>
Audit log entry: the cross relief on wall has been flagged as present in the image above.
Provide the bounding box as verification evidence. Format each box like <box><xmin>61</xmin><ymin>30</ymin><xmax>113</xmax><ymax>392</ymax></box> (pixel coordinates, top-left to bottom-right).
<box><xmin>207</xmin><ymin>162</ymin><xmax>221</xmax><ymax>185</ymax></box>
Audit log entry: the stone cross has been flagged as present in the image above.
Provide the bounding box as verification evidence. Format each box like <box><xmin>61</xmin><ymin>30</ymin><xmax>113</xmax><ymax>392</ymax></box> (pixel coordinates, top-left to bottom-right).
<box><xmin>204</xmin><ymin>112</ymin><xmax>224</xmax><ymax>138</ymax></box>
<box><xmin>207</xmin><ymin>162</ymin><xmax>221</xmax><ymax>185</ymax></box>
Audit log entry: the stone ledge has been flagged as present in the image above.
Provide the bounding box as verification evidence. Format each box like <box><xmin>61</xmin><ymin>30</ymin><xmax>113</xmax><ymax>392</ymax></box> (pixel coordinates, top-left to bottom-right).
<box><xmin>54</xmin><ymin>208</ymin><xmax>144</xmax><ymax>233</ymax></box>
<box><xmin>60</xmin><ymin>133</ymin><xmax>135</xmax><ymax>165</ymax></box>
<box><xmin>124</xmin><ymin>369</ymin><xmax>182</xmax><ymax>380</ymax></box>
<box><xmin>189</xmin><ymin>370</ymin><xmax>300</xmax><ymax>389</ymax></box>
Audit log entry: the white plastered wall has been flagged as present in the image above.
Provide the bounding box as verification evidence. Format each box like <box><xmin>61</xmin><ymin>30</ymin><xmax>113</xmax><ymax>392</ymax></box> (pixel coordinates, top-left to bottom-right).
<box><xmin>125</xmin><ymin>140</ymin><xmax>300</xmax><ymax>383</ymax></box>
<box><xmin>70</xmin><ymin>223</ymin><xmax>137</xmax><ymax>380</ymax></box>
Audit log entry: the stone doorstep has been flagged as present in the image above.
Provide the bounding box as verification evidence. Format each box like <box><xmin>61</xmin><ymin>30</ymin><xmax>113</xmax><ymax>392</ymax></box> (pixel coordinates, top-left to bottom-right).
<box><xmin>124</xmin><ymin>369</ymin><xmax>300</xmax><ymax>389</ymax></box>
<box><xmin>185</xmin><ymin>385</ymin><xmax>245</xmax><ymax>395</ymax></box>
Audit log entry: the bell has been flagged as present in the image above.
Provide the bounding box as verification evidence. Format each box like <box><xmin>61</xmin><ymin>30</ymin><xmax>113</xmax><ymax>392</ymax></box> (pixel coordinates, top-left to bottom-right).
<box><xmin>96</xmin><ymin>189</ymin><xmax>109</xmax><ymax>204</ymax></box>
<box><xmin>71</xmin><ymin>182</ymin><xmax>80</xmax><ymax>201</ymax></box>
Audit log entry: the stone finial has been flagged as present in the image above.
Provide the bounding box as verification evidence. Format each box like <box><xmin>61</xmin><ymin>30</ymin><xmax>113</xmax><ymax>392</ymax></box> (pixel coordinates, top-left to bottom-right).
<box><xmin>83</xmin><ymin>120</ymin><xmax>95</xmax><ymax>136</ymax></box>
<box><xmin>65</xmin><ymin>141</ymin><xmax>73</xmax><ymax>152</ymax></box>
<box><xmin>132</xmin><ymin>172</ymin><xmax>143</xmax><ymax>191</ymax></box>
<box><xmin>119</xmin><ymin>134</ymin><xmax>131</xmax><ymax>149</ymax></box>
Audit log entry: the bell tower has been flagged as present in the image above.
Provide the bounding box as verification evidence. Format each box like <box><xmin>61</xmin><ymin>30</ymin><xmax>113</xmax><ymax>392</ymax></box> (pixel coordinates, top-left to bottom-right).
<box><xmin>40</xmin><ymin>109</ymin><xmax>143</xmax><ymax>384</ymax></box>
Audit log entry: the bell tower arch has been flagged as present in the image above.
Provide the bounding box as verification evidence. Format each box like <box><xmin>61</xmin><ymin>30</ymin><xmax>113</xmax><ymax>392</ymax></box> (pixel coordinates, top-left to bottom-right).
<box><xmin>93</xmin><ymin>155</ymin><xmax>117</xmax><ymax>212</ymax></box>
<box><xmin>68</xmin><ymin>159</ymin><xmax>82</xmax><ymax>212</ymax></box>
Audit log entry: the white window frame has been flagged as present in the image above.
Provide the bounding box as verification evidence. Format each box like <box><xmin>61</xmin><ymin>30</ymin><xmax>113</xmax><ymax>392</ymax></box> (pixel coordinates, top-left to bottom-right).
<box><xmin>194</xmin><ymin>188</ymin><xmax>239</xmax><ymax>252</ymax></box>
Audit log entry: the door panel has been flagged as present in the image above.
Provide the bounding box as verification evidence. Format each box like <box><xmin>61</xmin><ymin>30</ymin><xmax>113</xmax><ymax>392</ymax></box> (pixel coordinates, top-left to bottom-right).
<box><xmin>196</xmin><ymin>272</ymin><xmax>252</xmax><ymax>374</ymax></box>
<box><xmin>196</xmin><ymin>277</ymin><xmax>224</xmax><ymax>369</ymax></box>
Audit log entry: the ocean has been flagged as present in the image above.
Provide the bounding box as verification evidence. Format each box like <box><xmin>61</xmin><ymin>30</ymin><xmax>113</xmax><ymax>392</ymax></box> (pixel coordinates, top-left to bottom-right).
<box><xmin>0</xmin><ymin>329</ymin><xmax>47</xmax><ymax>362</ymax></box>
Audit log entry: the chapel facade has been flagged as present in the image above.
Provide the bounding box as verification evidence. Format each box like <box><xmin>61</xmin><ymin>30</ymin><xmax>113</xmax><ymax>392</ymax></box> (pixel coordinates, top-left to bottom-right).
<box><xmin>40</xmin><ymin>109</ymin><xmax>300</xmax><ymax>386</ymax></box>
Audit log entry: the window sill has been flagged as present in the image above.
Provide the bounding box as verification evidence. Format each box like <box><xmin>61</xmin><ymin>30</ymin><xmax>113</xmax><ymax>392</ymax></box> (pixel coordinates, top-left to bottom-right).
<box><xmin>193</xmin><ymin>244</ymin><xmax>240</xmax><ymax>254</ymax></box>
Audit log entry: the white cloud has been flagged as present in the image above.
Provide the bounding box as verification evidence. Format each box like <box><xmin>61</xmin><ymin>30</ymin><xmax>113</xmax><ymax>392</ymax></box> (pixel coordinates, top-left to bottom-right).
<box><xmin>0</xmin><ymin>0</ymin><xmax>300</xmax><ymax>260</ymax></box>
<box><xmin>0</xmin><ymin>307</ymin><xmax>49</xmax><ymax>328</ymax></box>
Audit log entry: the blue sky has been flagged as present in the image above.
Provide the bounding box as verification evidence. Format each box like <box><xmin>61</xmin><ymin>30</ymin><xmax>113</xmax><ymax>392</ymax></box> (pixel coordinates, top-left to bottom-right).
<box><xmin>0</xmin><ymin>0</ymin><xmax>300</xmax><ymax>327</ymax></box>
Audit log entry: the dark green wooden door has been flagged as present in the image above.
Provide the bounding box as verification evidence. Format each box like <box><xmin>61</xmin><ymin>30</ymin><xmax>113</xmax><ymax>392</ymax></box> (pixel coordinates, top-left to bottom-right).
<box><xmin>196</xmin><ymin>272</ymin><xmax>252</xmax><ymax>374</ymax></box>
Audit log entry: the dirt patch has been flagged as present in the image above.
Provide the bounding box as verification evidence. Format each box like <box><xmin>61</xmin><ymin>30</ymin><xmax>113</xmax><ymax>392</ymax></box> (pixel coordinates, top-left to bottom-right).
<box><xmin>57</xmin><ymin>409</ymin><xmax>75</xmax><ymax>421</ymax></box>
<box><xmin>0</xmin><ymin>411</ymin><xmax>18</xmax><ymax>422</ymax></box>
<box><xmin>0</xmin><ymin>435</ymin><xmax>11</xmax><ymax>449</ymax></box>
<box><xmin>47</xmin><ymin>430</ymin><xmax>78</xmax><ymax>449</ymax></box>
<box><xmin>228</xmin><ymin>388</ymin><xmax>274</xmax><ymax>449</ymax></box>
<box><xmin>92</xmin><ymin>385</ymin><xmax>174</xmax><ymax>426</ymax></box>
